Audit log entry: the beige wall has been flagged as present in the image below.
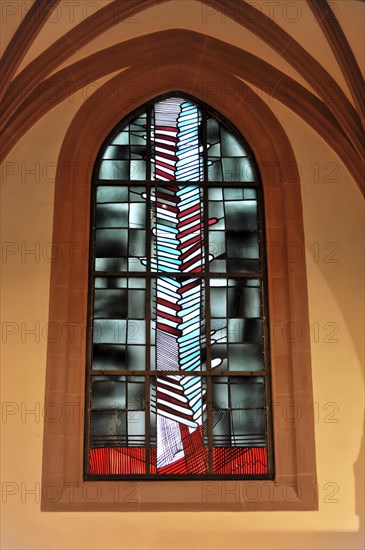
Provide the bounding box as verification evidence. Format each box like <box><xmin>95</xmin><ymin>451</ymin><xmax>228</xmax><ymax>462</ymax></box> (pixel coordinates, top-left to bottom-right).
<box><xmin>1</xmin><ymin>1</ymin><xmax>364</xmax><ymax>549</ymax></box>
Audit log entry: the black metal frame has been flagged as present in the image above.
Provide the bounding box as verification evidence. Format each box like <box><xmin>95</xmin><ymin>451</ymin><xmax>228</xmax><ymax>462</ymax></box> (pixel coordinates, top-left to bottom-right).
<box><xmin>84</xmin><ymin>92</ymin><xmax>275</xmax><ymax>481</ymax></box>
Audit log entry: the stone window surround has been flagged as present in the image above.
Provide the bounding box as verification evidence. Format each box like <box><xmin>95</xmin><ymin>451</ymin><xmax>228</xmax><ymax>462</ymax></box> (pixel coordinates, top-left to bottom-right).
<box><xmin>41</xmin><ymin>61</ymin><xmax>317</xmax><ymax>511</ymax></box>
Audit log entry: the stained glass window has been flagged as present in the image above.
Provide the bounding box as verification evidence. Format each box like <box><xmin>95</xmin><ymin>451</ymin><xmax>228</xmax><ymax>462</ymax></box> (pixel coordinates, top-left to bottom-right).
<box><xmin>85</xmin><ymin>96</ymin><xmax>274</xmax><ymax>479</ymax></box>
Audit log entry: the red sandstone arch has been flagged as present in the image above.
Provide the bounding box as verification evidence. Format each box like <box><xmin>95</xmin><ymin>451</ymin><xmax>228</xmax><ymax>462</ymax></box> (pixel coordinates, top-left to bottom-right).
<box><xmin>1</xmin><ymin>30</ymin><xmax>363</xmax><ymax>192</ymax></box>
<box><xmin>42</xmin><ymin>64</ymin><xmax>317</xmax><ymax>511</ymax></box>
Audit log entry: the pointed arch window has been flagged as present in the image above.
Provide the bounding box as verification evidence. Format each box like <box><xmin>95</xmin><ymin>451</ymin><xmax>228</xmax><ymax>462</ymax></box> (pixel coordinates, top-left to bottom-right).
<box><xmin>85</xmin><ymin>95</ymin><xmax>274</xmax><ymax>479</ymax></box>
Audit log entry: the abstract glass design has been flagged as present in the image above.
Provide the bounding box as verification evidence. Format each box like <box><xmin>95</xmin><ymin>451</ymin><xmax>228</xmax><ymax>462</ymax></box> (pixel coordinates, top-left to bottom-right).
<box><xmin>86</xmin><ymin>96</ymin><xmax>273</xmax><ymax>478</ymax></box>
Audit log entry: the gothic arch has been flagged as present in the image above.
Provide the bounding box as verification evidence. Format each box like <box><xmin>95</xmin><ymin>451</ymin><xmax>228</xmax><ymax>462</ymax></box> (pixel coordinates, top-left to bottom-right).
<box><xmin>42</xmin><ymin>59</ymin><xmax>317</xmax><ymax>510</ymax></box>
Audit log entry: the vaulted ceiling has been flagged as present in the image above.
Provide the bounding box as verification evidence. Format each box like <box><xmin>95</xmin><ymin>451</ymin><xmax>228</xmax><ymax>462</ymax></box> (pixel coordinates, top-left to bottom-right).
<box><xmin>1</xmin><ymin>0</ymin><xmax>364</xmax><ymax>192</ymax></box>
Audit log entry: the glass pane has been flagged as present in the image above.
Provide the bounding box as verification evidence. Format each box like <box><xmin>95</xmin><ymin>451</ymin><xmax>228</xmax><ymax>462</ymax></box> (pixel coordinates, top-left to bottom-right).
<box><xmin>208</xmin><ymin>160</ymin><xmax>223</xmax><ymax>181</ymax></box>
<box><xmin>228</xmin><ymin>284</ymin><xmax>261</xmax><ymax>318</ymax></box>
<box><xmin>95</xmin><ymin>277</ymin><xmax>127</xmax><ymax>288</ymax></box>
<box><xmin>103</xmin><ymin>145</ymin><xmax>129</xmax><ymax>160</ymax></box>
<box><xmin>228</xmin><ymin>343</ymin><xmax>263</xmax><ymax>371</ymax></box>
<box><xmin>222</xmin><ymin>158</ymin><xmax>246</xmax><ymax>181</ymax></box>
<box><xmin>111</xmin><ymin>130</ymin><xmax>129</xmax><ymax>145</ymax></box>
<box><xmin>95</xmin><ymin>229</ymin><xmax>128</xmax><ymax>257</ymax></box>
<box><xmin>131</xmin><ymin>160</ymin><xmax>146</xmax><ymax>180</ymax></box>
<box><xmin>226</xmin><ymin>232</ymin><xmax>259</xmax><ymax>259</ymax></box>
<box><xmin>127</xmin><ymin>321</ymin><xmax>145</xmax><ymax>344</ymax></box>
<box><xmin>95</xmin><ymin>258</ymin><xmax>127</xmax><ymax>271</ymax></box>
<box><xmin>92</xmin><ymin>345</ymin><xmax>146</xmax><ymax>371</ymax></box>
<box><xmin>220</xmin><ymin>128</ymin><xmax>247</xmax><ymax>156</ymax></box>
<box><xmin>208</xmin><ymin>188</ymin><xmax>223</xmax><ymax>201</ymax></box>
<box><xmin>91</xmin><ymin>410</ymin><xmax>126</xmax><ymax>439</ymax></box>
<box><xmin>227</xmin><ymin>319</ymin><xmax>262</xmax><ymax>343</ymax></box>
<box><xmin>129</xmin><ymin>203</ymin><xmax>146</xmax><ymax>229</ymax></box>
<box><xmin>209</xmin><ymin>231</ymin><xmax>225</xmax><ymax>262</ymax></box>
<box><xmin>91</xmin><ymin>379</ymin><xmax>126</xmax><ymax>409</ymax></box>
<box><xmin>92</xmin><ymin>344</ymin><xmax>126</xmax><ymax>370</ymax></box>
<box><xmin>128</xmin><ymin>290</ymin><xmax>146</xmax><ymax>318</ymax></box>
<box><xmin>210</xmin><ymin>287</ymin><xmax>226</xmax><ymax>317</ymax></box>
<box><xmin>94</xmin><ymin>289</ymin><xmax>127</xmax><ymax>318</ymax></box>
<box><xmin>93</xmin><ymin>320</ymin><xmax>127</xmax><ymax>344</ymax></box>
<box><xmin>96</xmin><ymin>186</ymin><xmax>128</xmax><ymax>203</ymax></box>
<box><xmin>96</xmin><ymin>204</ymin><xmax>128</xmax><ymax>228</ymax></box>
<box><xmin>225</xmin><ymin>201</ymin><xmax>258</xmax><ymax>230</ymax></box>
<box><xmin>99</xmin><ymin>160</ymin><xmax>129</xmax><ymax>180</ymax></box>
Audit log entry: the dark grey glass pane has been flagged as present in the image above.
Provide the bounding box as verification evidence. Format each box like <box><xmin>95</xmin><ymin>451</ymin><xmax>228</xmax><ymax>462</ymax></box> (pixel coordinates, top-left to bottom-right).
<box><xmin>223</xmin><ymin>188</ymin><xmax>244</xmax><ymax>200</ymax></box>
<box><xmin>96</xmin><ymin>204</ymin><xmax>128</xmax><ymax>228</ymax></box>
<box><xmin>129</xmin><ymin>230</ymin><xmax>146</xmax><ymax>256</ymax></box>
<box><xmin>127</xmin><ymin>382</ymin><xmax>145</xmax><ymax>410</ymax></box>
<box><xmin>126</xmin><ymin>346</ymin><xmax>145</xmax><ymax>371</ymax></box>
<box><xmin>96</xmin><ymin>186</ymin><xmax>128</xmax><ymax>203</ymax></box>
<box><xmin>244</xmin><ymin>188</ymin><xmax>257</xmax><ymax>199</ymax></box>
<box><xmin>229</xmin><ymin>278</ymin><xmax>260</xmax><ymax>287</ymax></box>
<box><xmin>103</xmin><ymin>145</ymin><xmax>129</xmax><ymax>160</ymax></box>
<box><xmin>99</xmin><ymin>160</ymin><xmax>129</xmax><ymax>180</ymax></box>
<box><xmin>91</xmin><ymin>411</ymin><xmax>126</xmax><ymax>444</ymax></box>
<box><xmin>220</xmin><ymin>127</ymin><xmax>247</xmax><ymax>157</ymax></box>
<box><xmin>210</xmin><ymin>287</ymin><xmax>226</xmax><ymax>317</ymax></box>
<box><xmin>93</xmin><ymin>320</ymin><xmax>126</xmax><ymax>343</ymax></box>
<box><xmin>127</xmin><ymin>321</ymin><xmax>145</xmax><ymax>344</ymax></box>
<box><xmin>129</xmin><ymin>278</ymin><xmax>146</xmax><ymax>289</ymax></box>
<box><xmin>212</xmin><ymin>382</ymin><xmax>229</xmax><ymax>409</ymax></box>
<box><xmin>95</xmin><ymin>229</ymin><xmax>128</xmax><ymax>257</ymax></box>
<box><xmin>208</xmin><ymin>202</ymin><xmax>225</xmax><ymax>229</ymax></box>
<box><xmin>227</xmin><ymin>259</ymin><xmax>260</xmax><ymax>272</ymax></box>
<box><xmin>95</xmin><ymin>258</ymin><xmax>128</xmax><ymax>271</ymax></box>
<box><xmin>228</xmin><ymin>286</ymin><xmax>261</xmax><ymax>318</ymax></box>
<box><xmin>95</xmin><ymin>277</ymin><xmax>127</xmax><ymax>289</ymax></box>
<box><xmin>129</xmin><ymin>203</ymin><xmax>146</xmax><ymax>229</ymax></box>
<box><xmin>130</xmin><ymin>161</ymin><xmax>146</xmax><ymax>180</ymax></box>
<box><xmin>208</xmin><ymin>160</ymin><xmax>223</xmax><ymax>181</ymax></box>
<box><xmin>130</xmin><ymin>123</ymin><xmax>146</xmax><ymax>133</ymax></box>
<box><xmin>222</xmin><ymin>158</ymin><xmax>246</xmax><ymax>181</ymax></box>
<box><xmin>129</xmin><ymin>187</ymin><xmax>146</xmax><ymax>202</ymax></box>
<box><xmin>207</xmin><ymin>117</ymin><xmax>220</xmax><ymax>145</ymax></box>
<box><xmin>94</xmin><ymin>289</ymin><xmax>127</xmax><ymax>318</ymax></box>
<box><xmin>228</xmin><ymin>343</ymin><xmax>263</xmax><ymax>371</ymax></box>
<box><xmin>230</xmin><ymin>378</ymin><xmax>265</xmax><ymax>409</ymax></box>
<box><xmin>226</xmin><ymin>232</ymin><xmax>259</xmax><ymax>258</ymax></box>
<box><xmin>128</xmin><ymin>290</ymin><xmax>146</xmax><ymax>319</ymax></box>
<box><xmin>130</xmin><ymin>146</ymin><xmax>146</xmax><ymax>160</ymax></box>
<box><xmin>92</xmin><ymin>344</ymin><xmax>126</xmax><ymax>370</ymax></box>
<box><xmin>241</xmin><ymin>159</ymin><xmax>255</xmax><ymax>182</ymax></box>
<box><xmin>91</xmin><ymin>345</ymin><xmax>146</xmax><ymax>371</ymax></box>
<box><xmin>131</xmin><ymin>114</ymin><xmax>147</xmax><ymax>126</ymax></box>
<box><xmin>211</xmin><ymin>343</ymin><xmax>228</xmax><ymax>371</ymax></box>
<box><xmin>211</xmin><ymin>319</ymin><xmax>227</xmax><ymax>342</ymax></box>
<box><xmin>210</xmin><ymin>259</ymin><xmax>227</xmax><ymax>272</ymax></box>
<box><xmin>112</xmin><ymin>130</ymin><xmax>129</xmax><ymax>145</ymax></box>
<box><xmin>209</xmin><ymin>231</ymin><xmax>225</xmax><ymax>260</ymax></box>
<box><xmin>150</xmin><ymin>345</ymin><xmax>156</xmax><ymax>369</ymax></box>
<box><xmin>207</xmin><ymin>143</ymin><xmax>221</xmax><ymax>157</ymax></box>
<box><xmin>227</xmin><ymin>319</ymin><xmax>262</xmax><ymax>343</ymax></box>
<box><xmin>130</xmin><ymin>134</ymin><xmax>146</xmax><ymax>146</ymax></box>
<box><xmin>208</xmin><ymin>188</ymin><xmax>223</xmax><ymax>201</ymax></box>
<box><xmin>225</xmin><ymin>201</ymin><xmax>258</xmax><ymax>230</ymax></box>
<box><xmin>231</xmin><ymin>409</ymin><xmax>266</xmax><ymax>446</ymax></box>
<box><xmin>91</xmin><ymin>380</ymin><xmax>126</xmax><ymax>409</ymax></box>
<box><xmin>128</xmin><ymin>258</ymin><xmax>146</xmax><ymax>271</ymax></box>
<box><xmin>212</xmin><ymin>411</ymin><xmax>230</xmax><ymax>446</ymax></box>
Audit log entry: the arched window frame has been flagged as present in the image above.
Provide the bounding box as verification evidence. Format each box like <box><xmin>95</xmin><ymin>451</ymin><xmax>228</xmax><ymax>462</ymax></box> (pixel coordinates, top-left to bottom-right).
<box><xmin>42</xmin><ymin>67</ymin><xmax>317</xmax><ymax>510</ymax></box>
<box><xmin>84</xmin><ymin>94</ymin><xmax>275</xmax><ymax>480</ymax></box>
